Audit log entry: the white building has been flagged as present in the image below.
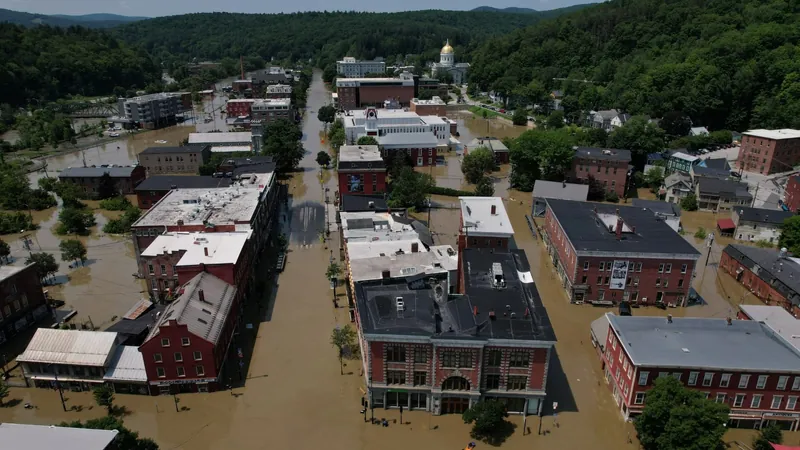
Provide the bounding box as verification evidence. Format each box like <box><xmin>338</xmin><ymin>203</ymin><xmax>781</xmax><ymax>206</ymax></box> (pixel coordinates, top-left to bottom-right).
<box><xmin>251</xmin><ymin>98</ymin><xmax>293</xmax><ymax>122</ymax></box>
<box><xmin>431</xmin><ymin>40</ymin><xmax>470</xmax><ymax>85</ymax></box>
<box><xmin>342</xmin><ymin>108</ymin><xmax>451</xmax><ymax>145</ymax></box>
<box><xmin>336</xmin><ymin>57</ymin><xmax>386</xmax><ymax>78</ymax></box>
<box><xmin>188</xmin><ymin>131</ymin><xmax>258</xmax><ymax>153</ymax></box>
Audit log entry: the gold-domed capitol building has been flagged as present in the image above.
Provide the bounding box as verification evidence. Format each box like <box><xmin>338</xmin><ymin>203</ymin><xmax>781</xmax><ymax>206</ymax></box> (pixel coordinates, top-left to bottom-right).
<box><xmin>431</xmin><ymin>39</ymin><xmax>470</xmax><ymax>84</ymax></box>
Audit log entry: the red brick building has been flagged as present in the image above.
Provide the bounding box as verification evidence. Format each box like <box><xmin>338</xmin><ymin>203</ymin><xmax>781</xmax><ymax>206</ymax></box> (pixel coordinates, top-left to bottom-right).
<box><xmin>353</xmin><ymin>248</ymin><xmax>555</xmax><ymax>415</ymax></box>
<box><xmin>458</xmin><ymin>197</ymin><xmax>514</xmax><ymax>251</ymax></box>
<box><xmin>599</xmin><ymin>313</ymin><xmax>800</xmax><ymax>430</ymax></box>
<box><xmin>377</xmin><ymin>133</ymin><xmax>439</xmax><ymax>167</ymax></box>
<box><xmin>0</xmin><ymin>264</ymin><xmax>49</xmax><ymax>346</ymax></box>
<box><xmin>739</xmin><ymin>129</ymin><xmax>800</xmax><ymax>175</ymax></box>
<box><xmin>785</xmin><ymin>176</ymin><xmax>800</xmax><ymax>213</ymax></box>
<box><xmin>337</xmin><ymin>145</ymin><xmax>386</xmax><ymax>203</ymax></box>
<box><xmin>410</xmin><ymin>97</ymin><xmax>447</xmax><ymax>117</ymax></box>
<box><xmin>336</xmin><ymin>75</ymin><xmax>415</xmax><ymax>111</ymax></box>
<box><xmin>543</xmin><ymin>199</ymin><xmax>700</xmax><ymax>306</ymax></box>
<box><xmin>58</xmin><ymin>166</ymin><xmax>146</xmax><ymax>198</ymax></box>
<box><xmin>134</xmin><ymin>176</ymin><xmax>233</xmax><ymax>209</ymax></box>
<box><xmin>721</xmin><ymin>244</ymin><xmax>800</xmax><ymax>317</ymax></box>
<box><xmin>570</xmin><ymin>147</ymin><xmax>631</xmax><ymax>197</ymax></box>
<box><xmin>226</xmin><ymin>99</ymin><xmax>254</xmax><ymax>118</ymax></box>
<box><xmin>139</xmin><ymin>272</ymin><xmax>238</xmax><ymax>394</ymax></box>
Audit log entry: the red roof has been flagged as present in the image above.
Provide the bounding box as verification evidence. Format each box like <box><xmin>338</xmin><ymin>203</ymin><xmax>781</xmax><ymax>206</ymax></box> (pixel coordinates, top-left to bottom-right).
<box><xmin>772</xmin><ymin>444</ymin><xmax>800</xmax><ymax>450</ymax></box>
<box><xmin>717</xmin><ymin>218</ymin><xmax>736</xmax><ymax>230</ymax></box>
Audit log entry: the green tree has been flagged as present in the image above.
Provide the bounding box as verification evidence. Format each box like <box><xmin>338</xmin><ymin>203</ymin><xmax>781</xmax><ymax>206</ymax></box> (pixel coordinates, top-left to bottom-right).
<box><xmin>0</xmin><ymin>379</ymin><xmax>9</xmax><ymax>406</ymax></box>
<box><xmin>59</xmin><ymin>239</ymin><xmax>88</xmax><ymax>266</ymax></box>
<box><xmin>561</xmin><ymin>95</ymin><xmax>582</xmax><ymax>124</ymax></box>
<box><xmin>356</xmin><ymin>136</ymin><xmax>379</xmax><ymax>146</ymax></box>
<box><xmin>546</xmin><ymin>110</ymin><xmax>565</xmax><ymax>129</ymax></box>
<box><xmin>26</xmin><ymin>252</ymin><xmax>59</xmax><ymax>283</ymax></box>
<box><xmin>198</xmin><ymin>163</ymin><xmax>216</xmax><ymax>176</ymax></box>
<box><xmin>474</xmin><ymin>175</ymin><xmax>495</xmax><ymax>196</ymax></box>
<box><xmin>330</xmin><ymin>325</ymin><xmax>357</xmax><ymax>375</ymax></box>
<box><xmin>660</xmin><ymin>111</ymin><xmax>692</xmax><ymax>137</ymax></box>
<box><xmin>0</xmin><ymin>238</ymin><xmax>9</xmax><ymax>264</ymax></box>
<box><xmin>644</xmin><ymin>167</ymin><xmax>665</xmax><ymax>192</ymax></box>
<box><xmin>322</xmin><ymin>64</ymin><xmax>338</xmax><ymax>84</ymax></box>
<box><xmin>779</xmin><ymin>216</ymin><xmax>800</xmax><ymax>255</ymax></box>
<box><xmin>461</xmin><ymin>147</ymin><xmax>495</xmax><ymax>184</ymax></box>
<box><xmin>635</xmin><ymin>376</ymin><xmax>729</xmax><ymax>450</ymax></box>
<box><xmin>512</xmin><ymin>108</ymin><xmax>527</xmax><ymax>126</ymax></box>
<box><xmin>329</xmin><ymin>128</ymin><xmax>346</xmax><ymax>150</ymax></box>
<box><xmin>103</xmin><ymin>208</ymin><xmax>141</xmax><ymax>234</ymax></box>
<box><xmin>56</xmin><ymin>207</ymin><xmax>96</xmax><ymax>236</ymax></box>
<box><xmin>99</xmin><ymin>197</ymin><xmax>133</xmax><ymax>211</ymax></box>
<box><xmin>60</xmin><ymin>417</ymin><xmax>159</xmax><ymax>450</ymax></box>
<box><xmin>38</xmin><ymin>177</ymin><xmax>58</xmax><ymax>192</ymax></box>
<box><xmin>389</xmin><ymin>167</ymin><xmax>434</xmax><ymax>210</ymax></box>
<box><xmin>93</xmin><ymin>385</ymin><xmax>115</xmax><ymax>414</ymax></box>
<box><xmin>326</xmin><ymin>262</ymin><xmax>342</xmax><ymax>281</ymax></box>
<box><xmin>462</xmin><ymin>399</ymin><xmax>514</xmax><ymax>445</ymax></box>
<box><xmin>509</xmin><ymin>130</ymin><xmax>573</xmax><ymax>185</ymax></box>
<box><xmin>681</xmin><ymin>194</ymin><xmax>699</xmax><ymax>212</ymax></box>
<box><xmin>605</xmin><ymin>190</ymin><xmax>619</xmax><ymax>203</ymax></box>
<box><xmin>96</xmin><ymin>173</ymin><xmax>118</xmax><ymax>200</ymax></box>
<box><xmin>694</xmin><ymin>227</ymin><xmax>708</xmax><ymax>239</ymax></box>
<box><xmin>607</xmin><ymin>117</ymin><xmax>665</xmax><ymax>166</ymax></box>
<box><xmin>753</xmin><ymin>424</ymin><xmax>783</xmax><ymax>450</ymax></box>
<box><xmin>262</xmin><ymin>119</ymin><xmax>304</xmax><ymax>173</ymax></box>
<box><xmin>317</xmin><ymin>105</ymin><xmax>336</xmax><ymax>126</ymax></box>
<box><xmin>316</xmin><ymin>151</ymin><xmax>332</xmax><ymax>168</ymax></box>
<box><xmin>587</xmin><ymin>175</ymin><xmax>606</xmax><ymax>201</ymax></box>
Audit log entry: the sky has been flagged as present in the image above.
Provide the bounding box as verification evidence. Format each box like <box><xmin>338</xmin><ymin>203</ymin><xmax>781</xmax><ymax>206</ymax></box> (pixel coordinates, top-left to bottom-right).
<box><xmin>0</xmin><ymin>0</ymin><xmax>591</xmax><ymax>17</ymax></box>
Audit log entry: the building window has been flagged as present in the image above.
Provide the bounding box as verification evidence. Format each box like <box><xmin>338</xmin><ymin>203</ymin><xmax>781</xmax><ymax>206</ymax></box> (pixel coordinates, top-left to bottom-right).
<box><xmin>583</xmin><ymin>261</ymin><xmax>589</xmax><ymax>271</ymax></box>
<box><xmin>193</xmin><ymin>351</ymin><xmax>202</xmax><ymax>361</ymax></box>
<box><xmin>671</xmin><ymin>373</ymin><xmax>682</xmax><ymax>381</ymax></box>
<box><xmin>156</xmin><ymin>367</ymin><xmax>165</xmax><ymax>378</ymax></box>
<box><xmin>509</xmin><ymin>351</ymin><xmax>529</xmax><ymax>368</ymax></box>
<box><xmin>678</xmin><ymin>279</ymin><xmax>684</xmax><ymax>288</ymax></box>
<box><xmin>177</xmin><ymin>366</ymin><xmax>185</xmax><ymax>377</ymax></box>
<box><xmin>688</xmin><ymin>371</ymin><xmax>699</xmax><ymax>386</ymax></box>
<box><xmin>413</xmin><ymin>371</ymin><xmax>427</xmax><ymax>386</ymax></box>
<box><xmin>751</xmin><ymin>394</ymin><xmax>763</xmax><ymax>408</ymax></box>
<box><xmin>161</xmin><ymin>338</ymin><xmax>170</xmax><ymax>347</ymax></box>
<box><xmin>702</xmin><ymin>373</ymin><xmax>714</xmax><ymax>386</ymax></box>
<box><xmin>160</xmin><ymin>264</ymin><xmax>167</xmax><ymax>275</ymax></box>
<box><xmin>582</xmin><ymin>275</ymin><xmax>588</xmax><ymax>284</ymax></box>
<box><xmin>655</xmin><ymin>278</ymin><xmax>661</xmax><ymax>287</ymax></box>
<box><xmin>658</xmin><ymin>263</ymin><xmax>664</xmax><ymax>273</ymax></box>
<box><xmin>788</xmin><ymin>396</ymin><xmax>798</xmax><ymax>410</ymax></box>
<box><xmin>740</xmin><ymin>374</ymin><xmax>751</xmax><ymax>389</ymax></box>
<box><xmin>485</xmin><ymin>374</ymin><xmax>501</xmax><ymax>390</ymax></box>
<box><xmin>148</xmin><ymin>264</ymin><xmax>155</xmax><ymax>275</ymax></box>
<box><xmin>720</xmin><ymin>374</ymin><xmax>731</xmax><ymax>388</ymax></box>
<box><xmin>793</xmin><ymin>377</ymin><xmax>800</xmax><ymax>391</ymax></box>
<box><xmin>665</xmin><ymin>263</ymin><xmax>672</xmax><ymax>273</ymax></box>
<box><xmin>772</xmin><ymin>395</ymin><xmax>784</xmax><ymax>409</ymax></box>
<box><xmin>174</xmin><ymin>352</ymin><xmax>183</xmax><ymax>362</ymax></box>
<box><xmin>442</xmin><ymin>351</ymin><xmax>472</xmax><ymax>368</ymax></box>
<box><xmin>486</xmin><ymin>350</ymin><xmax>502</xmax><ymax>367</ymax></box>
<box><xmin>638</xmin><ymin>371</ymin><xmax>649</xmax><ymax>386</ymax></box>
<box><xmin>681</xmin><ymin>264</ymin><xmax>687</xmax><ymax>274</ymax></box>
<box><xmin>598</xmin><ymin>289</ymin><xmax>605</xmax><ymax>301</ymax></box>
<box><xmin>154</xmin><ymin>353</ymin><xmax>163</xmax><ymax>363</ymax></box>
<box><xmin>386</xmin><ymin>346</ymin><xmax>406</xmax><ymax>363</ymax></box>
<box><xmin>414</xmin><ymin>348</ymin><xmax>427</xmax><ymax>363</ymax></box>
<box><xmin>757</xmin><ymin>375</ymin><xmax>768</xmax><ymax>389</ymax></box>
<box><xmin>181</xmin><ymin>337</ymin><xmax>190</xmax><ymax>347</ymax></box>
<box><xmin>634</xmin><ymin>392</ymin><xmax>646</xmax><ymax>405</ymax></box>
<box><xmin>172</xmin><ymin>265</ymin><xmax>178</xmax><ymax>276</ymax></box>
<box><xmin>715</xmin><ymin>393</ymin><xmax>726</xmax><ymax>404</ymax></box>
<box><xmin>599</xmin><ymin>262</ymin><xmax>605</xmax><ymax>271</ymax></box>
<box><xmin>596</xmin><ymin>276</ymin><xmax>603</xmax><ymax>285</ymax></box>
<box><xmin>734</xmin><ymin>394</ymin><xmax>745</xmax><ymax>408</ymax></box>
<box><xmin>507</xmin><ymin>376</ymin><xmax>527</xmax><ymax>390</ymax></box>
<box><xmin>778</xmin><ymin>376</ymin><xmax>789</xmax><ymax>390</ymax></box>
<box><xmin>636</xmin><ymin>263</ymin><xmax>642</xmax><ymax>272</ymax></box>
<box><xmin>196</xmin><ymin>365</ymin><xmax>205</xmax><ymax>377</ymax></box>
<box><xmin>387</xmin><ymin>371</ymin><xmax>405</xmax><ymax>385</ymax></box>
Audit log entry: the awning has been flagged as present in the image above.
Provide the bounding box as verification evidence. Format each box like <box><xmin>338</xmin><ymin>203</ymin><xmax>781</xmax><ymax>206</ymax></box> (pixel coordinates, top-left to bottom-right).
<box><xmin>717</xmin><ymin>218</ymin><xmax>736</xmax><ymax>231</ymax></box>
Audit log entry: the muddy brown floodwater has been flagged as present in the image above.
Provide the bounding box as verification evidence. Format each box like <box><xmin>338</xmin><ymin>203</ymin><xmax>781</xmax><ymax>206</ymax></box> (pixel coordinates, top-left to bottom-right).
<box><xmin>0</xmin><ymin>73</ymin><xmax>791</xmax><ymax>449</ymax></box>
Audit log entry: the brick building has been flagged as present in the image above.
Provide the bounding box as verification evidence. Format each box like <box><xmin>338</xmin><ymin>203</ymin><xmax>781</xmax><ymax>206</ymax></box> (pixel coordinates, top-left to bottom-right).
<box><xmin>352</xmin><ymin>248</ymin><xmax>555</xmax><ymax>415</ymax></box>
<box><xmin>569</xmin><ymin>147</ymin><xmax>631</xmax><ymax>197</ymax></box>
<box><xmin>139</xmin><ymin>231</ymin><xmax>253</xmax><ymax>301</ymax></box>
<box><xmin>458</xmin><ymin>197</ymin><xmax>514</xmax><ymax>251</ymax></box>
<box><xmin>377</xmin><ymin>133</ymin><xmax>439</xmax><ymax>167</ymax></box>
<box><xmin>410</xmin><ymin>97</ymin><xmax>447</xmax><ymax>117</ymax></box>
<box><xmin>138</xmin><ymin>145</ymin><xmax>211</xmax><ymax>175</ymax></box>
<box><xmin>265</xmin><ymin>84</ymin><xmax>292</xmax><ymax>99</ymax></box>
<box><xmin>738</xmin><ymin>129</ymin><xmax>800</xmax><ymax>175</ymax></box>
<box><xmin>466</xmin><ymin>137</ymin><xmax>509</xmax><ymax>164</ymax></box>
<box><xmin>0</xmin><ymin>264</ymin><xmax>49</xmax><ymax>346</ymax></box>
<box><xmin>731</xmin><ymin>206</ymin><xmax>794</xmax><ymax>244</ymax></box>
<box><xmin>226</xmin><ymin>99</ymin><xmax>255</xmax><ymax>118</ymax></box>
<box><xmin>542</xmin><ymin>199</ymin><xmax>700</xmax><ymax>305</ymax></box>
<box><xmin>785</xmin><ymin>176</ymin><xmax>800</xmax><ymax>213</ymax></box>
<box><xmin>134</xmin><ymin>176</ymin><xmax>233</xmax><ymax>209</ymax></box>
<box><xmin>58</xmin><ymin>166</ymin><xmax>146</xmax><ymax>197</ymax></box>
<box><xmin>251</xmin><ymin>98</ymin><xmax>294</xmax><ymax>123</ymax></box>
<box><xmin>336</xmin><ymin>73</ymin><xmax>415</xmax><ymax>111</ymax></box>
<box><xmin>720</xmin><ymin>244</ymin><xmax>800</xmax><ymax>316</ymax></box>
<box><xmin>139</xmin><ymin>272</ymin><xmax>238</xmax><ymax>394</ymax></box>
<box><xmin>599</xmin><ymin>313</ymin><xmax>800</xmax><ymax>430</ymax></box>
<box><xmin>337</xmin><ymin>145</ymin><xmax>386</xmax><ymax>202</ymax></box>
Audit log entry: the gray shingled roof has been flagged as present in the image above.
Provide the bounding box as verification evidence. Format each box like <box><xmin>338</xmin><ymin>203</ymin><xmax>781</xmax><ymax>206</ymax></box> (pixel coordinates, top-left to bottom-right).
<box><xmin>608</xmin><ymin>314</ymin><xmax>800</xmax><ymax>371</ymax></box>
<box><xmin>697</xmin><ymin>177</ymin><xmax>751</xmax><ymax>199</ymax></box>
<box><xmin>631</xmin><ymin>199</ymin><xmax>681</xmax><ymax>217</ymax></box>
<box><xmin>145</xmin><ymin>272</ymin><xmax>236</xmax><ymax>345</ymax></box>
<box><xmin>533</xmin><ymin>180</ymin><xmax>589</xmax><ymax>202</ymax></box>
<box><xmin>59</xmin><ymin>166</ymin><xmax>138</xmax><ymax>178</ymax></box>
<box><xmin>734</xmin><ymin>206</ymin><xmax>794</xmax><ymax>225</ymax></box>
<box><xmin>723</xmin><ymin>244</ymin><xmax>800</xmax><ymax>305</ymax></box>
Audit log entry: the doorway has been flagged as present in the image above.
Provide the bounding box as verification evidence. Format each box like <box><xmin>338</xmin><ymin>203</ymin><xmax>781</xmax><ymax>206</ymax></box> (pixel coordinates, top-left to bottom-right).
<box><xmin>441</xmin><ymin>397</ymin><xmax>470</xmax><ymax>414</ymax></box>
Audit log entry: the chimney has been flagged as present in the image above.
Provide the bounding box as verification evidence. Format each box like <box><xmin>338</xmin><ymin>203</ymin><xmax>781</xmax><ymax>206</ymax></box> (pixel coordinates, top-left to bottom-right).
<box><xmin>632</xmin><ymin>225</ymin><xmax>636</xmax><ymax>234</ymax></box>
<box><xmin>411</xmin><ymin>242</ymin><xmax>419</xmax><ymax>253</ymax></box>
<box><xmin>491</xmin><ymin>204</ymin><xmax>497</xmax><ymax>215</ymax></box>
<box><xmin>198</xmin><ymin>289</ymin><xmax>205</xmax><ymax>303</ymax></box>
<box><xmin>667</xmin><ymin>314</ymin><xmax>673</xmax><ymax>324</ymax></box>
<box><xmin>177</xmin><ymin>219</ymin><xmax>184</xmax><ymax>227</ymax></box>
<box><xmin>204</xmin><ymin>247</ymin><xmax>209</xmax><ymax>256</ymax></box>
<box><xmin>726</xmin><ymin>317</ymin><xmax>732</xmax><ymax>326</ymax></box>
<box><xmin>473</xmin><ymin>306</ymin><xmax>478</xmax><ymax>316</ymax></box>
<box><xmin>382</xmin><ymin>269</ymin><xmax>390</xmax><ymax>279</ymax></box>
<box><xmin>616</xmin><ymin>217</ymin><xmax>623</xmax><ymax>240</ymax></box>
<box><xmin>562</xmin><ymin>181</ymin><xmax>566</xmax><ymax>188</ymax></box>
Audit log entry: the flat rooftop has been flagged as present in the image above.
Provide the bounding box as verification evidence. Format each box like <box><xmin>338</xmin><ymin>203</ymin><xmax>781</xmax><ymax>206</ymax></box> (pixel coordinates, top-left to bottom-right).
<box><xmin>532</xmin><ymin>180</ymin><xmax>588</xmax><ymax>202</ymax></box>
<box><xmin>545</xmin><ymin>199</ymin><xmax>700</xmax><ymax>257</ymax></box>
<box><xmin>671</xmin><ymin>151</ymin><xmax>699</xmax><ymax>162</ymax></box>
<box><xmin>341</xmin><ymin>212</ymin><xmax>419</xmax><ymax>243</ymax></box>
<box><xmin>744</xmin><ymin>129</ymin><xmax>800</xmax><ymax>140</ymax></box>
<box><xmin>574</xmin><ymin>147</ymin><xmax>632</xmax><ymax>162</ymax></box>
<box><xmin>141</xmin><ymin>231</ymin><xmax>252</xmax><ymax>266</ymax></box>
<box><xmin>460</xmin><ymin>197</ymin><xmax>514</xmax><ymax>238</ymax></box>
<box><xmin>59</xmin><ymin>166</ymin><xmax>138</xmax><ymax>178</ymax></box>
<box><xmin>135</xmin><ymin>175</ymin><xmax>233</xmax><ymax>192</ymax></box>
<box><xmin>412</xmin><ymin>96</ymin><xmax>446</xmax><ymax>105</ymax></box>
<box><xmin>607</xmin><ymin>314</ymin><xmax>800</xmax><ymax>371</ymax></box>
<box><xmin>347</xmin><ymin>238</ymin><xmax>427</xmax><ymax>262</ymax></box>
<box><xmin>349</xmin><ymin>245</ymin><xmax>458</xmax><ymax>282</ymax></box>
<box><xmin>740</xmin><ymin>305</ymin><xmax>800</xmax><ymax>353</ymax></box>
<box><xmin>253</xmin><ymin>98</ymin><xmax>291</xmax><ymax>107</ymax></box>
<box><xmin>188</xmin><ymin>132</ymin><xmax>252</xmax><ymax>145</ymax></box>
<box><xmin>210</xmin><ymin>145</ymin><xmax>252</xmax><ymax>153</ymax></box>
<box><xmin>467</xmin><ymin>137</ymin><xmax>509</xmax><ymax>153</ymax></box>
<box><xmin>339</xmin><ymin>145</ymin><xmax>383</xmax><ymax>163</ymax></box>
<box><xmin>0</xmin><ymin>423</ymin><xmax>118</xmax><ymax>450</ymax></box>
<box><xmin>0</xmin><ymin>263</ymin><xmax>29</xmax><ymax>281</ymax></box>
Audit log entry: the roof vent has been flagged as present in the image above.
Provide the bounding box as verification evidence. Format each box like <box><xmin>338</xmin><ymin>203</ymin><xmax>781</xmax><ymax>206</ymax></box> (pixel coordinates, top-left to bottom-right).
<box><xmin>395</xmin><ymin>297</ymin><xmax>405</xmax><ymax>311</ymax></box>
<box><xmin>492</xmin><ymin>263</ymin><xmax>505</xmax><ymax>288</ymax></box>
<box><xmin>681</xmin><ymin>348</ymin><xmax>690</xmax><ymax>353</ymax></box>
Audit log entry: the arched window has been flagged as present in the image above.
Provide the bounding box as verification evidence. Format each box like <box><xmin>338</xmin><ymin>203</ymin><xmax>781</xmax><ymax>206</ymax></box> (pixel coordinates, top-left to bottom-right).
<box><xmin>442</xmin><ymin>376</ymin><xmax>470</xmax><ymax>391</ymax></box>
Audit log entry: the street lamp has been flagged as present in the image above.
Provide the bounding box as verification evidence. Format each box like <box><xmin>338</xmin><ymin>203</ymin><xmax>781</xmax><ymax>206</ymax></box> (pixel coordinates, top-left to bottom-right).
<box><xmin>47</xmin><ymin>364</ymin><xmax>67</xmax><ymax>412</ymax></box>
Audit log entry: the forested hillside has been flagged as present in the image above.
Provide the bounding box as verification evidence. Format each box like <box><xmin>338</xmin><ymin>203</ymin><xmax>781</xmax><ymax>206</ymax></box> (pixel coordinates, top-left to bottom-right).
<box><xmin>0</xmin><ymin>24</ymin><xmax>160</xmax><ymax>106</ymax></box>
<box><xmin>114</xmin><ymin>10</ymin><xmax>573</xmax><ymax>67</ymax></box>
<box><xmin>0</xmin><ymin>8</ymin><xmax>145</xmax><ymax>28</ymax></box>
<box><xmin>469</xmin><ymin>0</ymin><xmax>800</xmax><ymax>131</ymax></box>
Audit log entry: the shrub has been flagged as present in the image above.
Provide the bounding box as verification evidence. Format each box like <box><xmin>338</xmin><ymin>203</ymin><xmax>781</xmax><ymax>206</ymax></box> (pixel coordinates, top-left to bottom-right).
<box><xmin>694</xmin><ymin>227</ymin><xmax>707</xmax><ymax>239</ymax></box>
<box><xmin>99</xmin><ymin>196</ymin><xmax>132</xmax><ymax>211</ymax></box>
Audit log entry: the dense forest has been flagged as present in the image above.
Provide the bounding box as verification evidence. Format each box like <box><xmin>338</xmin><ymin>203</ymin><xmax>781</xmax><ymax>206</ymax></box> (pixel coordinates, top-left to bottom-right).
<box><xmin>113</xmin><ymin>10</ymin><xmax>570</xmax><ymax>68</ymax></box>
<box><xmin>469</xmin><ymin>0</ymin><xmax>800</xmax><ymax>131</ymax></box>
<box><xmin>0</xmin><ymin>8</ymin><xmax>146</xmax><ymax>28</ymax></box>
<box><xmin>0</xmin><ymin>24</ymin><xmax>160</xmax><ymax>106</ymax></box>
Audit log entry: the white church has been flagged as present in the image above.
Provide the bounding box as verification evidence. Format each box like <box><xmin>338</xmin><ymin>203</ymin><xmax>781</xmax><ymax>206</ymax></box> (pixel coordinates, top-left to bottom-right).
<box><xmin>431</xmin><ymin>40</ymin><xmax>470</xmax><ymax>85</ymax></box>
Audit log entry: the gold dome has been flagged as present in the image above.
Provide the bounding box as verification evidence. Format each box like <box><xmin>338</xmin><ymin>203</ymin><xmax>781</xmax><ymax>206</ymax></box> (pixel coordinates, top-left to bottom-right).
<box><xmin>441</xmin><ymin>39</ymin><xmax>454</xmax><ymax>54</ymax></box>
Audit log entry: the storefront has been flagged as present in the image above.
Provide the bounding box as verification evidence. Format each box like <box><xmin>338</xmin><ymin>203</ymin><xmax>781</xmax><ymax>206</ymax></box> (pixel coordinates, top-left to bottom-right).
<box><xmin>150</xmin><ymin>377</ymin><xmax>220</xmax><ymax>395</ymax></box>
